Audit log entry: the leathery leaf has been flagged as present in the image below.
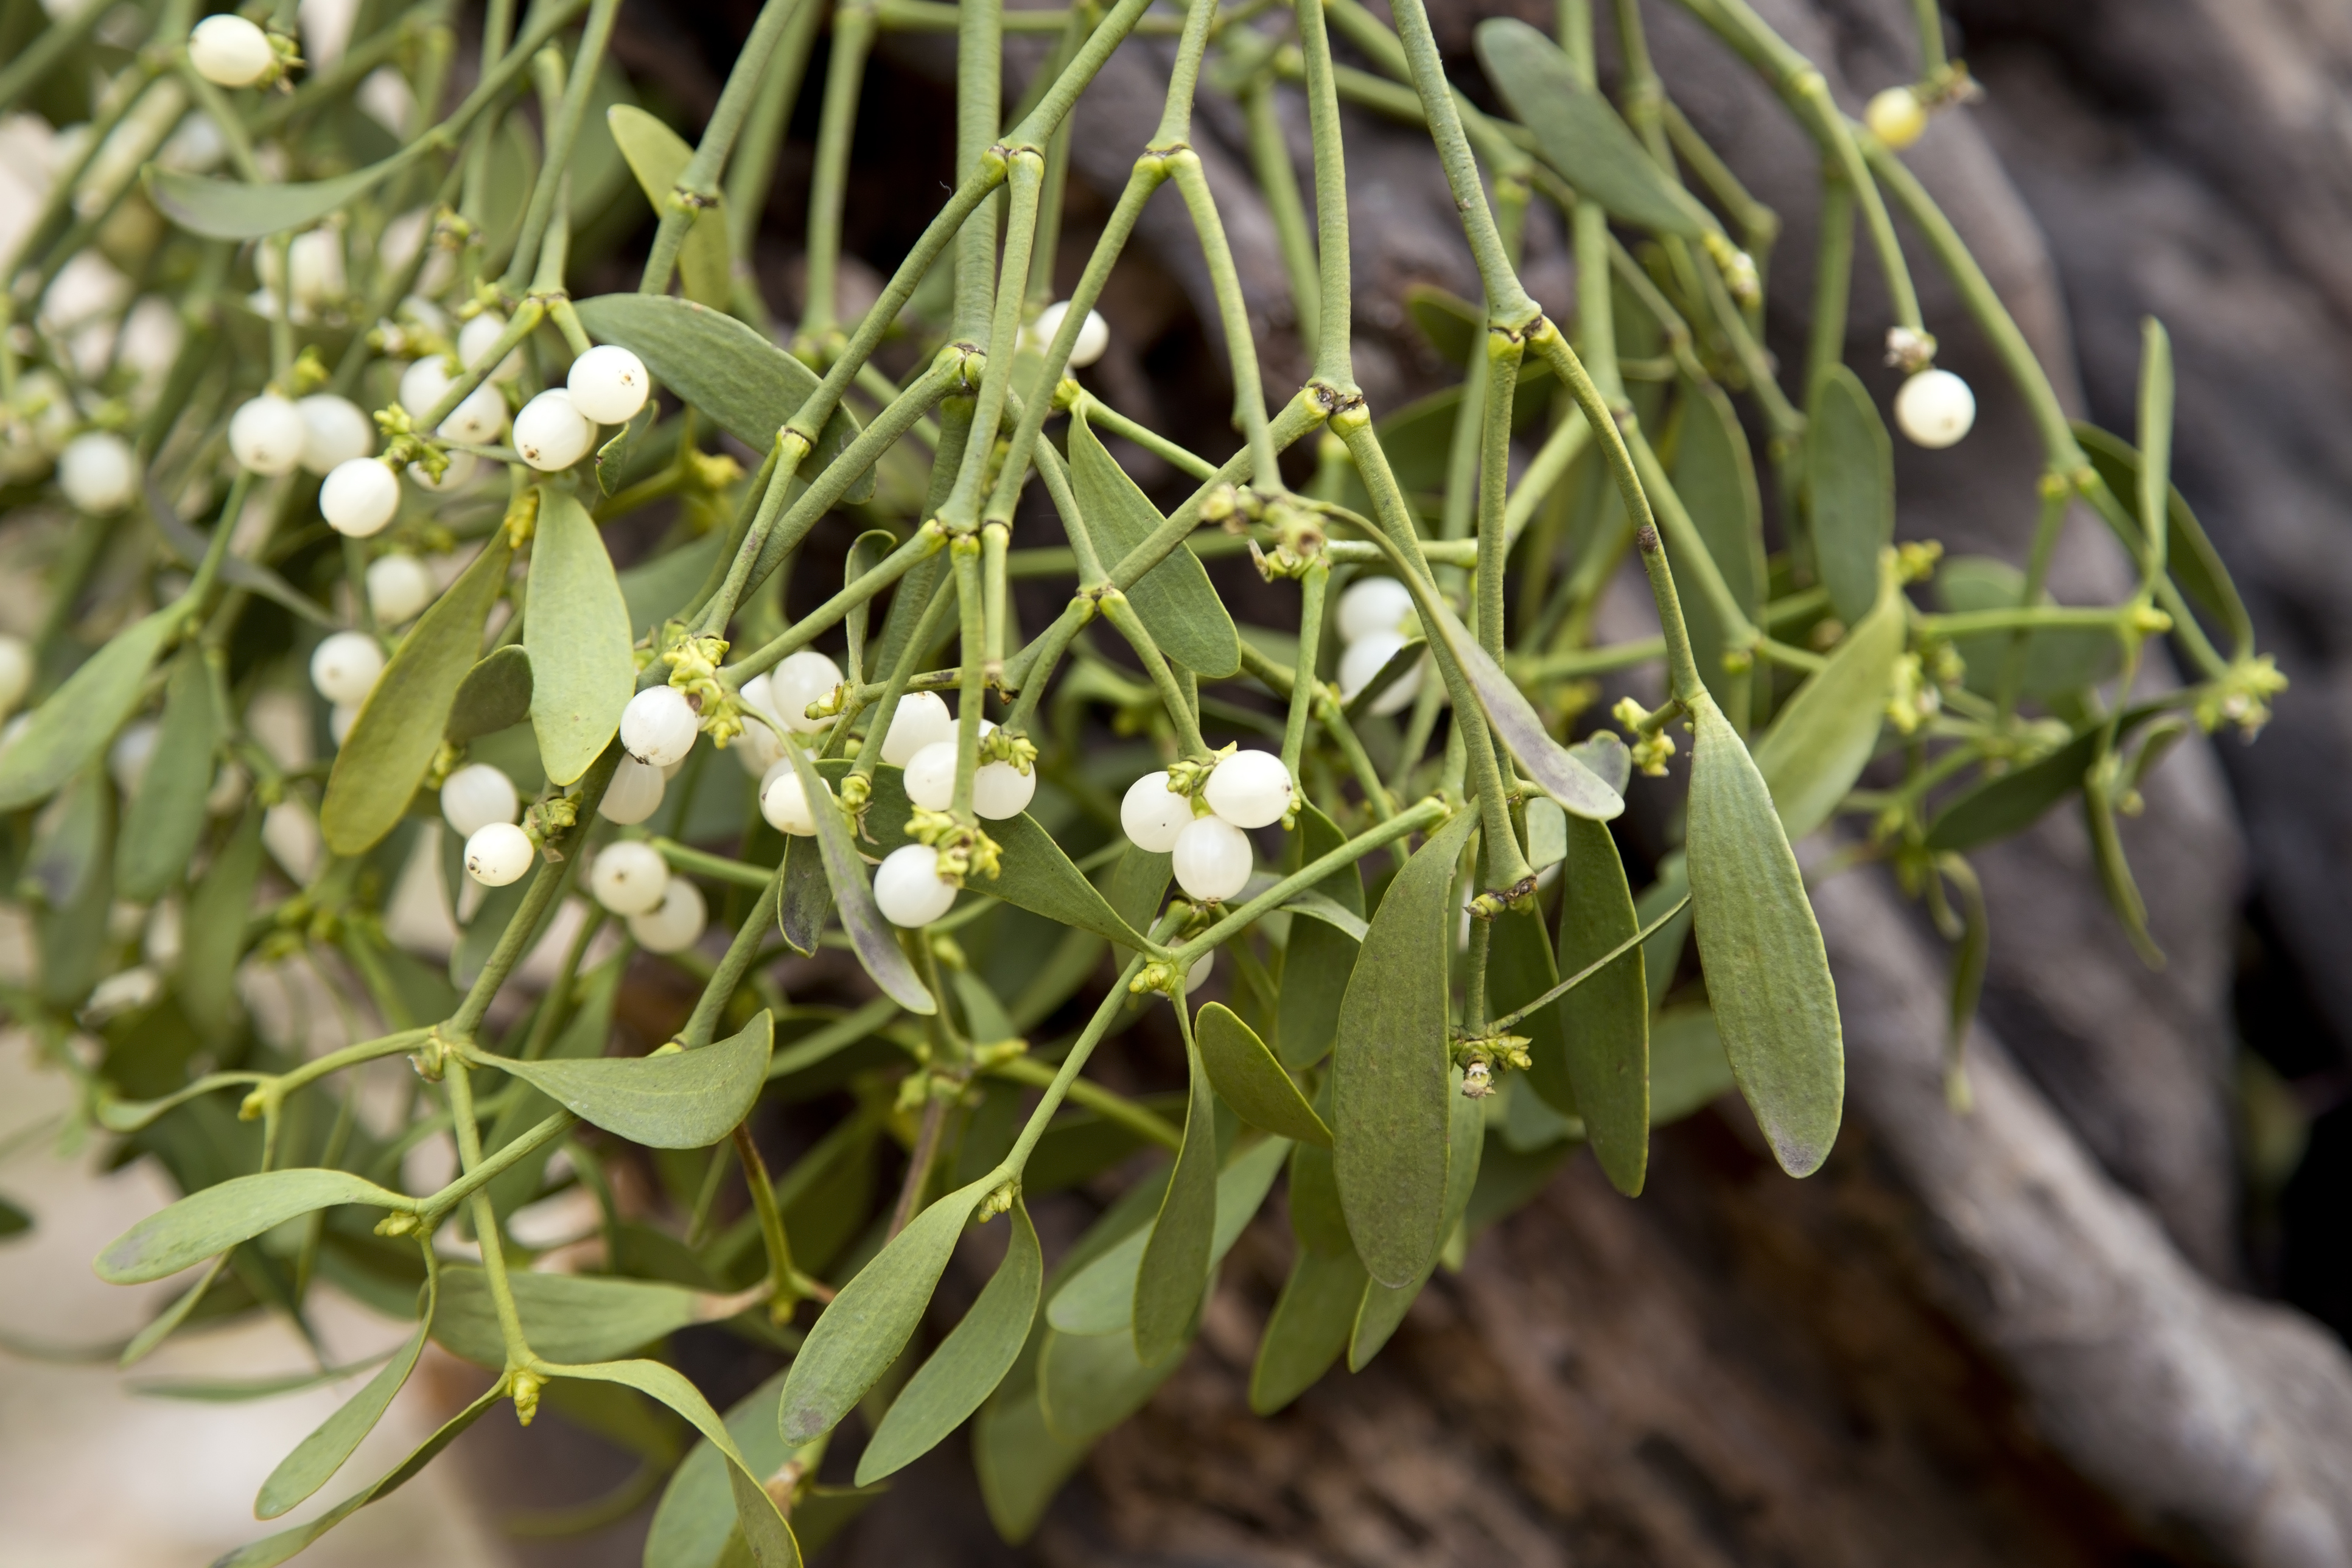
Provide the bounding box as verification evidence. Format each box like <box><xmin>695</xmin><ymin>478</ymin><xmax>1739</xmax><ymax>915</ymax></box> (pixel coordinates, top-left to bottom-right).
<box><xmin>479</xmin><ymin>1010</ymin><xmax>772</xmax><ymax>1149</ymax></box>
<box><xmin>524</xmin><ymin>488</ymin><xmax>635</xmax><ymax>785</ymax></box>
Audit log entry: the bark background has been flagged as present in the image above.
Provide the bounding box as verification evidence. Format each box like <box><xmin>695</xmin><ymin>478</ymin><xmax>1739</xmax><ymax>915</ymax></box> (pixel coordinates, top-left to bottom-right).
<box><xmin>453</xmin><ymin>0</ymin><xmax>2352</xmax><ymax>1561</ymax></box>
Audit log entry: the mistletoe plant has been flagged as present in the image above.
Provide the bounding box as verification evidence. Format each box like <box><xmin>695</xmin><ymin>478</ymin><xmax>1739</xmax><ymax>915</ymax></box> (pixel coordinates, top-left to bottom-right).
<box><xmin>0</xmin><ymin>0</ymin><xmax>2282</xmax><ymax>1559</ymax></box>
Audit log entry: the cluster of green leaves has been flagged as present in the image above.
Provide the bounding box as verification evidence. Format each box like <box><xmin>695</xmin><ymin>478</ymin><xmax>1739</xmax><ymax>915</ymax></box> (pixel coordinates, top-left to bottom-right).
<box><xmin>0</xmin><ymin>0</ymin><xmax>2279</xmax><ymax>1560</ymax></box>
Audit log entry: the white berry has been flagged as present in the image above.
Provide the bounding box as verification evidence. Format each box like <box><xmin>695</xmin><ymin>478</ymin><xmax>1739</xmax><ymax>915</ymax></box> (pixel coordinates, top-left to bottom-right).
<box><xmin>1340</xmin><ymin>630</ymin><xmax>1421</xmax><ymax>716</ymax></box>
<box><xmin>365</xmin><ymin>553</ymin><xmax>433</xmax><ymax>624</ymax></box>
<box><xmin>874</xmin><ymin>844</ymin><xmax>957</xmax><ymax>928</ymax></box>
<box><xmin>770</xmin><ymin>649</ymin><xmax>842</xmax><ymax>733</ymax></box>
<box><xmin>879</xmin><ymin>690</ymin><xmax>955</xmax><ymax>766</ymax></box>
<box><xmin>1336</xmin><ymin>575</ymin><xmax>1416</xmax><ymax>642</ymax></box>
<box><xmin>439</xmin><ymin>762</ymin><xmax>519</xmax><ymax>838</ymax></box>
<box><xmin>229</xmin><ymin>394</ymin><xmax>307</xmax><ymax>475</ymax></box>
<box><xmin>465</xmin><ymin>821</ymin><xmax>535</xmax><ymax>886</ymax></box>
<box><xmin>513</xmin><ymin>389</ymin><xmax>593</xmax><ymax>471</ymax></box>
<box><xmin>457</xmin><ymin>311</ymin><xmax>523</xmax><ymax>382</ymax></box>
<box><xmin>589</xmin><ymin>839</ymin><xmax>670</xmax><ymax>915</ymax></box>
<box><xmin>401</xmin><ymin>358</ymin><xmax>505</xmax><ymax>445</ymax></box>
<box><xmin>901</xmin><ymin>739</ymin><xmax>957</xmax><ymax>811</ymax></box>
<box><xmin>0</xmin><ymin>635</ymin><xmax>33</xmax><ymax>714</ymax></box>
<box><xmin>189</xmin><ymin>14</ymin><xmax>273</xmax><ymax>88</ymax></box>
<box><xmin>628</xmin><ymin>876</ymin><xmax>707</xmax><ymax>953</ymax></box>
<box><xmin>1185</xmin><ymin>951</ymin><xmax>1214</xmax><ymax>995</ymax></box>
<box><xmin>397</xmin><ymin>357</ymin><xmax>453</xmax><ymax>419</ymax></box>
<box><xmin>759</xmin><ymin>765</ymin><xmax>830</xmax><ymax>836</ymax></box>
<box><xmin>58</xmin><ymin>431</ymin><xmax>136</xmax><ymax>514</ymax></box>
<box><xmin>285</xmin><ymin>229</ymin><xmax>344</xmax><ymax>308</ymax></box>
<box><xmin>109</xmin><ymin>719</ymin><xmax>159</xmax><ymax>795</ymax></box>
<box><xmin>598</xmin><ymin>755</ymin><xmax>666</xmax><ymax>824</ymax></box>
<box><xmin>296</xmin><ymin>394</ymin><xmax>374</xmax><ymax>474</ymax></box>
<box><xmin>1865</xmin><ymin>85</ymin><xmax>1927</xmax><ymax>150</ymax></box>
<box><xmin>973</xmin><ymin>758</ymin><xmax>1035</xmax><ymax>821</ymax></box>
<box><xmin>1121</xmin><ymin>771</ymin><xmax>1192</xmax><ymax>853</ymax></box>
<box><xmin>1171</xmin><ymin>815</ymin><xmax>1252</xmax><ymax>903</ymax></box>
<box><xmin>621</xmin><ymin>685</ymin><xmax>698</xmax><ymax>768</ymax></box>
<box><xmin>1894</xmin><ymin>368</ymin><xmax>1975</xmax><ymax>449</ymax></box>
<box><xmin>567</xmin><ymin>345</ymin><xmax>649</xmax><ymax>424</ymax></box>
<box><xmin>1031</xmin><ymin>300</ymin><xmax>1110</xmax><ymax>368</ymax></box>
<box><xmin>321</xmin><ymin>458</ymin><xmax>401</xmax><ymax>537</ymax></box>
<box><xmin>1203</xmin><ymin>749</ymin><xmax>1292</xmax><ymax>830</ymax></box>
<box><xmin>310</xmin><ymin>631</ymin><xmax>385</xmax><ymax>705</ymax></box>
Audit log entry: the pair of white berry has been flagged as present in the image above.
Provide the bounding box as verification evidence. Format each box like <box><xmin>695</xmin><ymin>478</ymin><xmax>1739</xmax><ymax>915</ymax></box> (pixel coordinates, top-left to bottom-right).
<box><xmin>1119</xmin><ymin>748</ymin><xmax>1293</xmax><ymax>903</ymax></box>
<box><xmin>450</xmin><ymin>765</ymin><xmax>534</xmax><ymax>889</ymax></box>
<box><xmin>1332</xmin><ymin>576</ymin><xmax>1424</xmax><ymax>718</ymax></box>
<box><xmin>510</xmin><ymin>340</ymin><xmax>653</xmax><ymax>472</ymax></box>
<box><xmin>732</xmin><ymin>649</ymin><xmax>845</xmax><ymax>775</ymax></box>
<box><xmin>581</xmin><ymin>841</ymin><xmax>709</xmax><ymax>952</ymax></box>
<box><xmin>228</xmin><ymin>393</ymin><xmax>374</xmax><ymax>478</ymax></box>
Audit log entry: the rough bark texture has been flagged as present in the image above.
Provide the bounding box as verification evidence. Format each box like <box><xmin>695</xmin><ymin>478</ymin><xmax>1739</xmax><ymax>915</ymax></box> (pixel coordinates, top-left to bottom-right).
<box><xmin>437</xmin><ymin>1</ymin><xmax>2352</xmax><ymax>1562</ymax></box>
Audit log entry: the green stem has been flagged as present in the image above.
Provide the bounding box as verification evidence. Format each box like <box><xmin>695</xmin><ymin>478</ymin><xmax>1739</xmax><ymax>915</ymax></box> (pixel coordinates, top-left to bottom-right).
<box><xmin>637</xmin><ymin>0</ymin><xmax>808</xmax><ymax>295</ymax></box>
<box><xmin>797</xmin><ymin>0</ymin><xmax>877</xmax><ymax>345</ymax></box>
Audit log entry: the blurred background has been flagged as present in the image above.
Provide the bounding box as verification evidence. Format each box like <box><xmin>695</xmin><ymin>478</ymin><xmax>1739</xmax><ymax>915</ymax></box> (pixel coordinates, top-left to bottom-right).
<box><xmin>5</xmin><ymin>0</ymin><xmax>2351</xmax><ymax>1562</ymax></box>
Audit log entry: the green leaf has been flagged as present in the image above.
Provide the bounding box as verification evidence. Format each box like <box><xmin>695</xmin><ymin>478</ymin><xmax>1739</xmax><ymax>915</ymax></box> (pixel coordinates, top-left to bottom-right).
<box><xmin>1037</xmin><ymin>1320</ymin><xmax>1186</xmax><ymax>1444</ymax></box>
<box><xmin>523</xmin><ymin>488</ymin><xmax>635</xmax><ymax>783</ymax></box>
<box><xmin>1936</xmin><ymin>556</ymin><xmax>2118</xmax><ymax>700</ymax></box>
<box><xmin>177</xmin><ymin>805</ymin><xmax>263</xmax><ymax>1037</ymax></box>
<box><xmin>1132</xmin><ymin>1017</ymin><xmax>1221</xmax><ymax>1363</ymax></box>
<box><xmin>322</xmin><ymin>538</ymin><xmax>514</xmax><ymax>856</ymax></box>
<box><xmin>785</xmin><ymin>744</ymin><xmax>933</xmax><ymax>1013</ymax></box>
<box><xmin>1476</xmin><ymin>19</ymin><xmax>1715</xmax><ymax>238</ymax></box>
<box><xmin>146</xmin><ymin>147</ymin><xmax>424</xmax><ymax>241</ymax></box>
<box><xmin>1649</xmin><ymin>1004</ymin><xmax>1734</xmax><ymax>1125</ymax></box>
<box><xmin>1046</xmin><ymin>1137</ymin><xmax>1290</xmax><ymax>1337</ymax></box>
<box><xmin>556</xmin><ymin>1359</ymin><xmax>799</xmax><ymax>1567</ymax></box>
<box><xmin>974</xmin><ymin>1371</ymin><xmax>1091</xmax><ymax>1542</ymax></box>
<box><xmin>0</xmin><ymin>606</ymin><xmax>175</xmax><ymax>812</ymax></box>
<box><xmin>1684</xmin><ymin>693</ymin><xmax>1843</xmax><ymax>1175</ymax></box>
<box><xmin>1196</xmin><ymin>1003</ymin><xmax>1330</xmax><ymax>1146</ymax></box>
<box><xmin>432</xmin><ymin>1268</ymin><xmax>729</xmax><ymax>1368</ymax></box>
<box><xmin>841</xmin><ymin>529</ymin><xmax>898</xmax><ymax>685</ymax></box>
<box><xmin>1067</xmin><ymin>408</ymin><xmax>1241</xmax><ymax>678</ymax></box>
<box><xmin>444</xmin><ymin>644</ymin><xmax>534</xmax><ymax>744</ymax></box>
<box><xmin>606</xmin><ymin>105</ymin><xmax>733</xmax><ymax>310</ymax></box>
<box><xmin>1419</xmin><ymin>594</ymin><xmax>1624</xmax><ymax>821</ymax></box>
<box><xmin>2074</xmin><ymin>421</ymin><xmax>2250</xmax><ymax>658</ymax></box>
<box><xmin>774</xmin><ymin>834</ymin><xmax>832</xmax><ymax>956</ymax></box>
<box><xmin>1404</xmin><ymin>282</ymin><xmax>1482</xmax><ymax>367</ymax></box>
<box><xmin>480</xmin><ymin>1010</ymin><xmax>770</xmax><ymax>1149</ymax></box>
<box><xmin>1805</xmin><ymin>365</ymin><xmax>1894</xmax><ymax>628</ymax></box>
<box><xmin>1334</xmin><ymin>809</ymin><xmax>1475</xmax><ymax>1287</ymax></box>
<box><xmin>1248</xmin><ymin>1247</ymin><xmax>1367</xmax><ymax>1415</ymax></box>
<box><xmin>777</xmin><ymin>1175</ymin><xmax>993</xmax><ymax>1443</ymax></box>
<box><xmin>1102</xmin><ymin>844</ymin><xmax>1171</xmax><ymax>944</ymax></box>
<box><xmin>114</xmin><ymin>648</ymin><xmax>219</xmax><ymax>901</ymax></box>
<box><xmin>212</xmin><ymin>1383</ymin><xmax>505</xmax><ymax>1568</ymax></box>
<box><xmin>95</xmin><ymin>1169</ymin><xmax>408</xmax><ymax>1284</ymax></box>
<box><xmin>1925</xmin><ymin>724</ymin><xmax>2102</xmax><ymax>852</ymax></box>
<box><xmin>1349</xmin><ymin>1065</ymin><xmax>1485</xmax><ymax>1370</ymax></box>
<box><xmin>1752</xmin><ymin>560</ymin><xmax>1903</xmax><ymax>841</ymax></box>
<box><xmin>1549</xmin><ymin>818</ymin><xmax>1648</xmax><ymax>1191</ymax></box>
<box><xmin>856</xmin><ymin>1201</ymin><xmax>1043</xmax><ymax>1484</ymax></box>
<box><xmin>1638</xmin><ymin>852</ymin><xmax>1692</xmax><ymax>1013</ymax></box>
<box><xmin>1275</xmin><ymin>805</ymin><xmax>1362</xmax><ymax>1070</ymax></box>
<box><xmin>648</xmin><ymin>1368</ymin><xmax>877</xmax><ymax>1567</ymax></box>
<box><xmin>571</xmin><ymin>294</ymin><xmax>870</xmax><ymax>502</ymax></box>
<box><xmin>256</xmin><ymin>1313</ymin><xmax>429</xmax><ymax>1517</ymax></box>
<box><xmin>1673</xmin><ymin>379</ymin><xmax>1768</xmax><ymax>715</ymax></box>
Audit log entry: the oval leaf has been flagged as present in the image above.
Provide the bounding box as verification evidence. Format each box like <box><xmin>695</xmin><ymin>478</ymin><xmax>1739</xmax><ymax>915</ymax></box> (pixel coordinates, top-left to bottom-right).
<box><xmin>525</xmin><ymin>488</ymin><xmax>635</xmax><ymax>784</ymax></box>
<box><xmin>1195</xmin><ymin>1003</ymin><xmax>1331</xmax><ymax>1146</ymax></box>
<box><xmin>1805</xmin><ymin>365</ymin><xmax>1894</xmax><ymax>628</ymax></box>
<box><xmin>1131</xmin><ymin>1017</ymin><xmax>1220</xmax><ymax>1363</ymax></box>
<box><xmin>1476</xmin><ymin>18</ymin><xmax>1714</xmax><ymax>238</ymax></box>
<box><xmin>1550</xmin><ymin>819</ymin><xmax>1649</xmax><ymax>1192</ymax></box>
<box><xmin>147</xmin><ymin>150</ymin><xmax>419</xmax><ymax>241</ymax></box>
<box><xmin>1673</xmin><ymin>379</ymin><xmax>1768</xmax><ymax>716</ymax></box>
<box><xmin>1333</xmin><ymin>808</ymin><xmax>1475</xmax><ymax>1287</ymax></box>
<box><xmin>1752</xmin><ymin>559</ymin><xmax>1903</xmax><ymax>841</ymax></box>
<box><xmin>0</xmin><ymin>607</ymin><xmax>175</xmax><ymax>812</ymax></box>
<box><xmin>96</xmin><ymin>1169</ymin><xmax>408</xmax><ymax>1284</ymax></box>
<box><xmin>446</xmin><ymin>645</ymin><xmax>533</xmax><ymax>744</ymax></box>
<box><xmin>485</xmin><ymin>1010</ymin><xmax>769</xmax><ymax>1149</ymax></box>
<box><xmin>2074</xmin><ymin>421</ymin><xmax>2251</xmax><ymax>657</ymax></box>
<box><xmin>1248</xmin><ymin>1248</ymin><xmax>1368</xmax><ymax>1415</ymax></box>
<box><xmin>1048</xmin><ymin>1136</ymin><xmax>1289</xmax><ymax>1337</ymax></box>
<box><xmin>571</xmin><ymin>294</ymin><xmax>869</xmax><ymax>502</ymax></box>
<box><xmin>856</xmin><ymin>1200</ymin><xmax>1043</xmax><ymax>1485</ymax></box>
<box><xmin>1926</xmin><ymin>724</ymin><xmax>2101</xmax><ymax>852</ymax></box>
<box><xmin>1684</xmin><ymin>693</ymin><xmax>1844</xmax><ymax>1175</ymax></box>
<box><xmin>1421</xmin><ymin>593</ymin><xmax>1623</xmax><ymax>821</ymax></box>
<box><xmin>256</xmin><ymin>1315</ymin><xmax>429</xmax><ymax>1518</ymax></box>
<box><xmin>777</xmin><ymin>1175</ymin><xmax>993</xmax><ymax>1444</ymax></box>
<box><xmin>555</xmin><ymin>1359</ymin><xmax>799</xmax><ymax>1568</ymax></box>
<box><xmin>1068</xmin><ymin>408</ymin><xmax>1241</xmax><ymax>678</ymax></box>
<box><xmin>114</xmin><ymin>646</ymin><xmax>219</xmax><ymax>901</ymax></box>
<box><xmin>1274</xmin><ymin>805</ymin><xmax>1362</xmax><ymax>1070</ymax></box>
<box><xmin>322</xmin><ymin>537</ymin><xmax>515</xmax><ymax>856</ymax></box>
<box><xmin>432</xmin><ymin>1268</ymin><xmax>746</xmax><ymax>1367</ymax></box>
